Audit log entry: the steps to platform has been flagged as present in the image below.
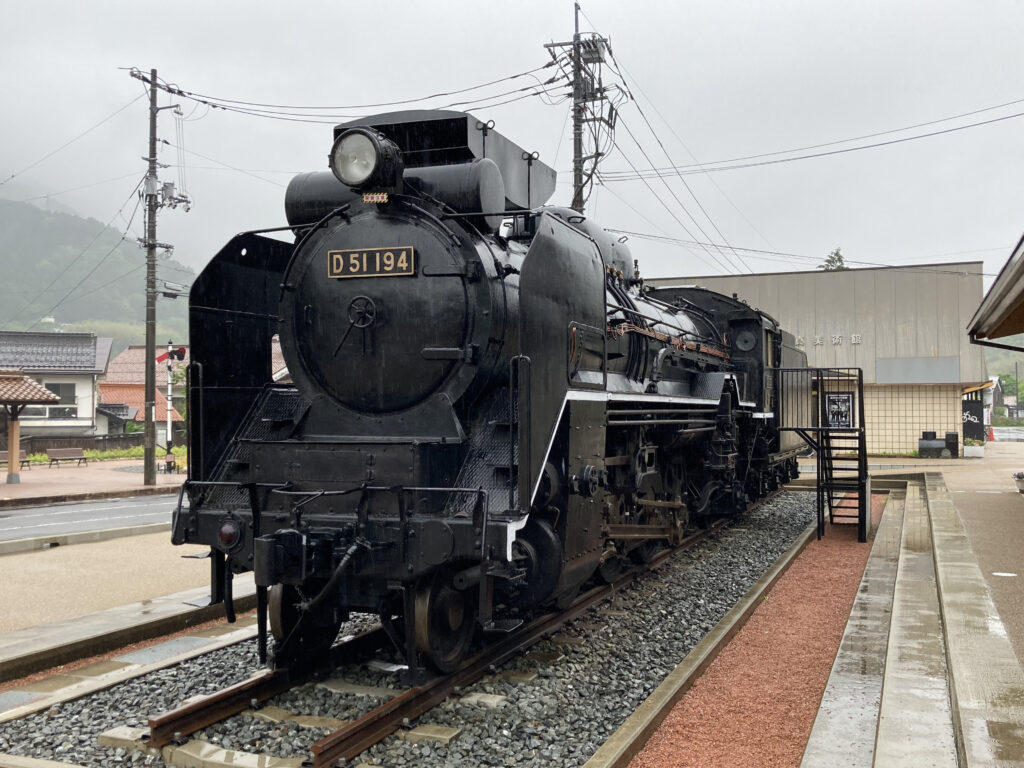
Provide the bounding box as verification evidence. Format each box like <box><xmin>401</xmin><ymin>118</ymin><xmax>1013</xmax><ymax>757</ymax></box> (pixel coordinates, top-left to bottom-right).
<box><xmin>801</xmin><ymin>474</ymin><xmax>1024</xmax><ymax>768</ymax></box>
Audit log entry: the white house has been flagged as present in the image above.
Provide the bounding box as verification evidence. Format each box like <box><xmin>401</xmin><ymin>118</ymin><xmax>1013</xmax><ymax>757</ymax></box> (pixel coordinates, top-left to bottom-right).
<box><xmin>0</xmin><ymin>331</ymin><xmax>113</xmax><ymax>436</ymax></box>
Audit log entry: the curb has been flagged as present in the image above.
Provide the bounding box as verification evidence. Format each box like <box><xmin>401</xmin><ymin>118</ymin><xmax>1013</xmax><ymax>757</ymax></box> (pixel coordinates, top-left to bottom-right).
<box><xmin>0</xmin><ymin>522</ymin><xmax>173</xmax><ymax>556</ymax></box>
<box><xmin>0</xmin><ymin>485</ymin><xmax>181</xmax><ymax>510</ymax></box>
<box><xmin>0</xmin><ymin>591</ymin><xmax>258</xmax><ymax>685</ymax></box>
<box><xmin>583</xmin><ymin>520</ymin><xmax>817</xmax><ymax>768</ymax></box>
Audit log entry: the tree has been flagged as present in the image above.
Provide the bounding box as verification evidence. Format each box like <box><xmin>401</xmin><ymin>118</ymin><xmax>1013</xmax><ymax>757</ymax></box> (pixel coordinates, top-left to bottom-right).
<box><xmin>819</xmin><ymin>247</ymin><xmax>848</xmax><ymax>271</ymax></box>
<box><xmin>999</xmin><ymin>373</ymin><xmax>1019</xmax><ymax>400</ymax></box>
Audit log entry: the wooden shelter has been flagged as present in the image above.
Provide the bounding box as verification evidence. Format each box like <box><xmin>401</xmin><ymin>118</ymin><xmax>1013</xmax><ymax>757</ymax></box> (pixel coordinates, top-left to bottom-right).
<box><xmin>0</xmin><ymin>369</ymin><xmax>59</xmax><ymax>483</ymax></box>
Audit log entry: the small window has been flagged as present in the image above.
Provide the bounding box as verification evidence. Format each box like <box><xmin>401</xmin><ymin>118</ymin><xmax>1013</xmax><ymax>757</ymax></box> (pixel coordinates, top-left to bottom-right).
<box><xmin>44</xmin><ymin>383</ymin><xmax>76</xmax><ymax>406</ymax></box>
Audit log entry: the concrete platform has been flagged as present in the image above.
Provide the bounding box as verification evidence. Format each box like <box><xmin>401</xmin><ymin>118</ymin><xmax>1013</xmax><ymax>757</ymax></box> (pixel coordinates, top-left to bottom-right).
<box><xmin>0</xmin><ymin>458</ymin><xmax>182</xmax><ymax>509</ymax></box>
<box><xmin>802</xmin><ymin>467</ymin><xmax>1024</xmax><ymax>767</ymax></box>
<box><xmin>0</xmin><ymin>575</ymin><xmax>256</xmax><ymax>684</ymax></box>
<box><xmin>807</xmin><ymin>441</ymin><xmax>1024</xmax><ymax>664</ymax></box>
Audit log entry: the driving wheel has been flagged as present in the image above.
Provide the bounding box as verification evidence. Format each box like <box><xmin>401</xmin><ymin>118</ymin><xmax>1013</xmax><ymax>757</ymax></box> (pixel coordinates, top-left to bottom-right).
<box><xmin>268</xmin><ymin>583</ymin><xmax>340</xmax><ymax>671</ymax></box>
<box><xmin>413</xmin><ymin>568</ymin><xmax>476</xmax><ymax>674</ymax></box>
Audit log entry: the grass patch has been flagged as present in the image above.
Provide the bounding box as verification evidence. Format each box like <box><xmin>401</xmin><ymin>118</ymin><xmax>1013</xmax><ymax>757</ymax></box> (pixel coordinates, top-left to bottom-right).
<box><xmin>992</xmin><ymin>416</ymin><xmax>1024</xmax><ymax>427</ymax></box>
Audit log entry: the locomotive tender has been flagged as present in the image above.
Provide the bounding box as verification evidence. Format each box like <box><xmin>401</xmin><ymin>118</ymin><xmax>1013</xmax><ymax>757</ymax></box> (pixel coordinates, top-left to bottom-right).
<box><xmin>172</xmin><ymin>110</ymin><xmax>807</xmax><ymax>675</ymax></box>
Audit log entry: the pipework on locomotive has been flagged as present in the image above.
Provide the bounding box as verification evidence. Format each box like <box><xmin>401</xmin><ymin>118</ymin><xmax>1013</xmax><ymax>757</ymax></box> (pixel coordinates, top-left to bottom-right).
<box><xmin>171</xmin><ymin>110</ymin><xmax>808</xmax><ymax>677</ymax></box>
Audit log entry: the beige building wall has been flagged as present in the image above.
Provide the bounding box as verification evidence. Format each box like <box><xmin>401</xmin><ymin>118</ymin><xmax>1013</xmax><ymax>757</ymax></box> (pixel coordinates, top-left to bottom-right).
<box><xmin>864</xmin><ymin>384</ymin><xmax>962</xmax><ymax>454</ymax></box>
<box><xmin>648</xmin><ymin>263</ymin><xmax>987</xmax><ymax>454</ymax></box>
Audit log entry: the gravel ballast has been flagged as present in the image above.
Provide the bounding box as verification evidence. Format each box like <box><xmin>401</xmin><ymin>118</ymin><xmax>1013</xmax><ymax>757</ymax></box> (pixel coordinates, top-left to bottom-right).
<box><xmin>0</xmin><ymin>492</ymin><xmax>813</xmax><ymax>767</ymax></box>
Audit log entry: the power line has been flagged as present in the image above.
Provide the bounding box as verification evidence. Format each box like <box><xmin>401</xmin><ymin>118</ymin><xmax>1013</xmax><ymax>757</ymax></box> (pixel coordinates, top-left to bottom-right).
<box><xmin>0</xmin><ymin>94</ymin><xmax>145</xmax><ymax>187</ymax></box>
<box><xmin>611</xmin><ymin>112</ymin><xmax>749</xmax><ymax>274</ymax></box>
<box><xmin>157</xmin><ymin>62</ymin><xmax>555</xmax><ymax>112</ymax></box>
<box><xmin>615</xmin><ymin>89</ymin><xmax>750</xmax><ymax>273</ymax></box>
<box><xmin>147</xmin><ymin>78</ymin><xmax>569</xmax><ymax>125</ymax></box>
<box><xmin>625</xmin><ymin>94</ymin><xmax>1024</xmax><ymax>176</ymax></box>
<box><xmin>15</xmin><ymin>171</ymin><xmax>144</xmax><ymax>203</ymax></box>
<box><xmin>3</xmin><ymin>176</ymin><xmax>146</xmax><ymax>325</ymax></box>
<box><xmin>550</xmin><ymin>16</ymin><xmax>748</xmax><ymax>273</ymax></box>
<box><xmin>603</xmin><ymin>46</ymin><xmax>777</xmax><ymax>251</ymax></box>
<box><xmin>139</xmin><ymin>65</ymin><xmax>567</xmax><ymax>125</ymax></box>
<box><xmin>609</xmin><ymin>228</ymin><xmax>1001</xmax><ymax>277</ymax></box>
<box><xmin>25</xmin><ymin>193</ymin><xmax>145</xmax><ymax>329</ymax></box>
<box><xmin>168</xmin><ymin>165</ymin><xmax>299</xmax><ymax>174</ymax></box>
<box><xmin>161</xmin><ymin>141</ymin><xmax>286</xmax><ymax>188</ymax></box>
<box><xmin>604</xmin><ymin>139</ymin><xmax>737</xmax><ymax>274</ymax></box>
<box><xmin>601</xmin><ymin>107</ymin><xmax>1024</xmax><ymax>180</ymax></box>
<box><xmin>56</xmin><ymin>264</ymin><xmax>144</xmax><ymax>305</ymax></box>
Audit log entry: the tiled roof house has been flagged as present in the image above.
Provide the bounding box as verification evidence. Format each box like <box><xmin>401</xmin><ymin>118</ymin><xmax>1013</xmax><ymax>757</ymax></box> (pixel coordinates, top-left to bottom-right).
<box><xmin>106</xmin><ymin>339</ymin><xmax>290</xmax><ymax>386</ymax></box>
<box><xmin>105</xmin><ymin>344</ymin><xmax>190</xmax><ymax>385</ymax></box>
<box><xmin>0</xmin><ymin>331</ymin><xmax>113</xmax><ymax>436</ymax></box>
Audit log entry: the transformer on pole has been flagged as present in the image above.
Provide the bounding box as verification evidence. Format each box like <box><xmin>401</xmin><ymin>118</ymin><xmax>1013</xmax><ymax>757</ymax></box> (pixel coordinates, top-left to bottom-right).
<box><xmin>544</xmin><ymin>3</ymin><xmax>612</xmax><ymax>214</ymax></box>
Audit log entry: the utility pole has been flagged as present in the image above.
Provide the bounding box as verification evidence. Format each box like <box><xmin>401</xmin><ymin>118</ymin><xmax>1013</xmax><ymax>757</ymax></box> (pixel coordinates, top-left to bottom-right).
<box><xmin>130</xmin><ymin>68</ymin><xmax>190</xmax><ymax>484</ymax></box>
<box><xmin>571</xmin><ymin>2</ymin><xmax>583</xmax><ymax>213</ymax></box>
<box><xmin>545</xmin><ymin>4</ymin><xmax>612</xmax><ymax>214</ymax></box>
<box><xmin>144</xmin><ymin>67</ymin><xmax>159</xmax><ymax>486</ymax></box>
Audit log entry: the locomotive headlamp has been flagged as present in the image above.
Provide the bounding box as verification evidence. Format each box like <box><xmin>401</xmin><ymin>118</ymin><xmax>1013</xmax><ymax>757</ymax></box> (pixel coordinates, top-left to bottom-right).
<box><xmin>329</xmin><ymin>127</ymin><xmax>403</xmax><ymax>190</ymax></box>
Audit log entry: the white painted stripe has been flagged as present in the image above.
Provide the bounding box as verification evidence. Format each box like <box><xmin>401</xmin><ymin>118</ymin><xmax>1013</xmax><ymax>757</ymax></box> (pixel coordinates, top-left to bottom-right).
<box><xmin>0</xmin><ymin>511</ymin><xmax>168</xmax><ymax>534</ymax></box>
<box><xmin>573</xmin><ymin>390</ymin><xmax>721</xmax><ymax>406</ymax></box>
<box><xmin>992</xmin><ymin>572</ymin><xmax>1018</xmax><ymax>578</ymax></box>
<box><xmin>5</xmin><ymin>500</ymin><xmax>172</xmax><ymax>521</ymax></box>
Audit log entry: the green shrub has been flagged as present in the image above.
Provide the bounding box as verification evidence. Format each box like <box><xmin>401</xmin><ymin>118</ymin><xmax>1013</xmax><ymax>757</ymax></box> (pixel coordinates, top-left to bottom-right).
<box><xmin>26</xmin><ymin>445</ymin><xmax>187</xmax><ymax>464</ymax></box>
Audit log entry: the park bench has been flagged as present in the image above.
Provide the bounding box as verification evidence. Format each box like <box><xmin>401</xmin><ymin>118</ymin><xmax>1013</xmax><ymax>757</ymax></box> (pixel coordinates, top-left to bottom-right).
<box><xmin>0</xmin><ymin>450</ymin><xmax>30</xmax><ymax>470</ymax></box>
<box><xmin>46</xmin><ymin>447</ymin><xmax>88</xmax><ymax>467</ymax></box>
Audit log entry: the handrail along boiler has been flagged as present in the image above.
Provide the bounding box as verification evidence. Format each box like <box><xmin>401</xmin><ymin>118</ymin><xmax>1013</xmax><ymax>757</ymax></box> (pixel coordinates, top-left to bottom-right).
<box><xmin>172</xmin><ymin>110</ymin><xmax>808</xmax><ymax>675</ymax></box>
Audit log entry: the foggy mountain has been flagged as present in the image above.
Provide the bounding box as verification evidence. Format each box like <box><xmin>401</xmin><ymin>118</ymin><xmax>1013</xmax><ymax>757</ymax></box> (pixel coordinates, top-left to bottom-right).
<box><xmin>0</xmin><ymin>197</ymin><xmax>194</xmax><ymax>354</ymax></box>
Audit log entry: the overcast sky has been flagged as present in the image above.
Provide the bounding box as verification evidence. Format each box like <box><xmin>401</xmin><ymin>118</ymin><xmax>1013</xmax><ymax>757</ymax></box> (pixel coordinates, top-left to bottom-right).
<box><xmin>2</xmin><ymin>0</ymin><xmax>1022</xmax><ymax>296</ymax></box>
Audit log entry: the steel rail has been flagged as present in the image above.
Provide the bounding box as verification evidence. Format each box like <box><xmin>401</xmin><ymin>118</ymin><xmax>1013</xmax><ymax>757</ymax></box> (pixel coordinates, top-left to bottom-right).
<box><xmin>309</xmin><ymin>522</ymin><xmax>726</xmax><ymax>767</ymax></box>
<box><xmin>146</xmin><ymin>626</ymin><xmax>389</xmax><ymax>748</ymax></box>
<box><xmin>147</xmin><ymin>668</ymin><xmax>291</xmax><ymax>748</ymax></box>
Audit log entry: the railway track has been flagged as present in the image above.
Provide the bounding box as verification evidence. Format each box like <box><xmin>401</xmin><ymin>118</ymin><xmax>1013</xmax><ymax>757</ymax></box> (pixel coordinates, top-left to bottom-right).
<box><xmin>0</xmin><ymin>491</ymin><xmax>814</xmax><ymax>768</ymax></box>
<box><xmin>143</xmin><ymin>520</ymin><xmax>728</xmax><ymax>766</ymax></box>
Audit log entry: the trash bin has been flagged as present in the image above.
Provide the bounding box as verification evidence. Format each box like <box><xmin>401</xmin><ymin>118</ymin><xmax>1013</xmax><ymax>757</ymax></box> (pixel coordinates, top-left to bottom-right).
<box><xmin>945</xmin><ymin>432</ymin><xmax>959</xmax><ymax>459</ymax></box>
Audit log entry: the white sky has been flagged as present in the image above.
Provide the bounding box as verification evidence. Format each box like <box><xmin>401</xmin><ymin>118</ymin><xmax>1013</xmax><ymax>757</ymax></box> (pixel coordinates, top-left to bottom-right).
<box><xmin>1</xmin><ymin>0</ymin><xmax>1022</xmax><ymax>294</ymax></box>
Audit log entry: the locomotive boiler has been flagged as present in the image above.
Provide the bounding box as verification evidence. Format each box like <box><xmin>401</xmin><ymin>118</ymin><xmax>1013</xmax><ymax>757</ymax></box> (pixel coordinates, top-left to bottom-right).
<box><xmin>172</xmin><ymin>110</ymin><xmax>806</xmax><ymax>676</ymax></box>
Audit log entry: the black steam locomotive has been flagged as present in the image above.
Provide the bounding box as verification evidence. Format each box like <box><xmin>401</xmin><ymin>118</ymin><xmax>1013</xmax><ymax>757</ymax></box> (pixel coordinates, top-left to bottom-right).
<box><xmin>172</xmin><ymin>110</ymin><xmax>807</xmax><ymax>676</ymax></box>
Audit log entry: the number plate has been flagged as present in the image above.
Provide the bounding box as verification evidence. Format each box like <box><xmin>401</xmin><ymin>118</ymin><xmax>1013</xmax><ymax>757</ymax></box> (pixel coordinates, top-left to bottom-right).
<box><xmin>327</xmin><ymin>247</ymin><xmax>415</xmax><ymax>279</ymax></box>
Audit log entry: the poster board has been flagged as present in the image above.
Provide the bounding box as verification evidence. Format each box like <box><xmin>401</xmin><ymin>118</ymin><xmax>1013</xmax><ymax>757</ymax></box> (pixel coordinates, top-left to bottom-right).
<box><xmin>826</xmin><ymin>392</ymin><xmax>854</xmax><ymax>429</ymax></box>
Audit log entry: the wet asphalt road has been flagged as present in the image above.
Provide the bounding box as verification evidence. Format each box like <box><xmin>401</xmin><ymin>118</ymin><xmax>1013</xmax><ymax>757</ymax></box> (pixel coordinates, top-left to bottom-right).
<box><xmin>0</xmin><ymin>495</ymin><xmax>177</xmax><ymax>542</ymax></box>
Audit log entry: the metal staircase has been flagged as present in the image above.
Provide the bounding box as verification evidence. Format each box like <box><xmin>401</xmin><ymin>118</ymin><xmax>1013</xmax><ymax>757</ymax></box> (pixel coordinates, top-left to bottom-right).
<box><xmin>778</xmin><ymin>368</ymin><xmax>869</xmax><ymax>542</ymax></box>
